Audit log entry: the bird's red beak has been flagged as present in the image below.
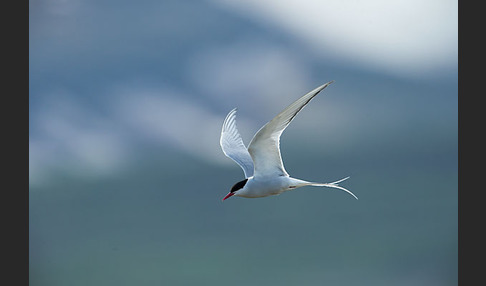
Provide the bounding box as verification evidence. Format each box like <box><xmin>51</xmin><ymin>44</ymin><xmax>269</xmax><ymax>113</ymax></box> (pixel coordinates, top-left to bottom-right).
<box><xmin>222</xmin><ymin>192</ymin><xmax>234</xmax><ymax>201</ymax></box>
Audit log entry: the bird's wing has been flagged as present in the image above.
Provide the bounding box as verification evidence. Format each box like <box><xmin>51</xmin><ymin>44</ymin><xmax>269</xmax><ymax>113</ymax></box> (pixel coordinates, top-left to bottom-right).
<box><xmin>220</xmin><ymin>108</ymin><xmax>254</xmax><ymax>178</ymax></box>
<box><xmin>248</xmin><ymin>81</ymin><xmax>334</xmax><ymax>177</ymax></box>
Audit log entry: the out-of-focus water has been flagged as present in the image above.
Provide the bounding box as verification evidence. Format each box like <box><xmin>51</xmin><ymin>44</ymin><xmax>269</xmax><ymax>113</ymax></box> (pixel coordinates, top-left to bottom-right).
<box><xmin>29</xmin><ymin>142</ymin><xmax>457</xmax><ymax>285</ymax></box>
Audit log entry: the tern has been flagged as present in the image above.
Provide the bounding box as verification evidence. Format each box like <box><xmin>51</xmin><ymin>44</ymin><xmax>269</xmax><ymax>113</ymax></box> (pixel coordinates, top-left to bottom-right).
<box><xmin>220</xmin><ymin>81</ymin><xmax>357</xmax><ymax>201</ymax></box>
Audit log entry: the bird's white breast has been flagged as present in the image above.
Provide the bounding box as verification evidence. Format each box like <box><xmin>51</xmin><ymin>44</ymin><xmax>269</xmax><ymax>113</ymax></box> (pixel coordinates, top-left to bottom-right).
<box><xmin>236</xmin><ymin>175</ymin><xmax>294</xmax><ymax>198</ymax></box>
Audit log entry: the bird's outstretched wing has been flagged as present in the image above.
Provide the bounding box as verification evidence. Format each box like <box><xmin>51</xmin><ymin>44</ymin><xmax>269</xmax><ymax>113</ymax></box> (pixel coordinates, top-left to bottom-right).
<box><xmin>248</xmin><ymin>81</ymin><xmax>334</xmax><ymax>177</ymax></box>
<box><xmin>220</xmin><ymin>108</ymin><xmax>254</xmax><ymax>178</ymax></box>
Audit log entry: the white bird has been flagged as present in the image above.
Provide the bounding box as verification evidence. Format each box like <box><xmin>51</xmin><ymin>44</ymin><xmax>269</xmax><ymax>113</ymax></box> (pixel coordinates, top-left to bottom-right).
<box><xmin>220</xmin><ymin>81</ymin><xmax>357</xmax><ymax>201</ymax></box>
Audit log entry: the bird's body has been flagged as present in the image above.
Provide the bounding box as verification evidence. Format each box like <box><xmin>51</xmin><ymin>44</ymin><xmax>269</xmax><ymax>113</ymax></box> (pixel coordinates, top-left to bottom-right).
<box><xmin>233</xmin><ymin>176</ymin><xmax>352</xmax><ymax>199</ymax></box>
<box><xmin>234</xmin><ymin>175</ymin><xmax>296</xmax><ymax>198</ymax></box>
<box><xmin>220</xmin><ymin>81</ymin><xmax>357</xmax><ymax>201</ymax></box>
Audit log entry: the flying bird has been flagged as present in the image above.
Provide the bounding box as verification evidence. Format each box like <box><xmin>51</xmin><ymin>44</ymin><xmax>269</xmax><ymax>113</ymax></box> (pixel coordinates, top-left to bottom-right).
<box><xmin>220</xmin><ymin>81</ymin><xmax>357</xmax><ymax>201</ymax></box>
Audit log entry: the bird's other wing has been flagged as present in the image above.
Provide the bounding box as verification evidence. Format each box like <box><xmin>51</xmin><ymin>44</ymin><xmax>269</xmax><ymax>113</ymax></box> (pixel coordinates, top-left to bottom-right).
<box><xmin>220</xmin><ymin>108</ymin><xmax>254</xmax><ymax>178</ymax></box>
<box><xmin>248</xmin><ymin>81</ymin><xmax>334</xmax><ymax>177</ymax></box>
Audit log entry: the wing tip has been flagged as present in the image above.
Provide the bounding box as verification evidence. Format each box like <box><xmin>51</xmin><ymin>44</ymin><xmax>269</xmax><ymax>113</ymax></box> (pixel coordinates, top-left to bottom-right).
<box><xmin>222</xmin><ymin>108</ymin><xmax>238</xmax><ymax>129</ymax></box>
<box><xmin>318</xmin><ymin>80</ymin><xmax>335</xmax><ymax>91</ymax></box>
<box><xmin>227</xmin><ymin>108</ymin><xmax>238</xmax><ymax>119</ymax></box>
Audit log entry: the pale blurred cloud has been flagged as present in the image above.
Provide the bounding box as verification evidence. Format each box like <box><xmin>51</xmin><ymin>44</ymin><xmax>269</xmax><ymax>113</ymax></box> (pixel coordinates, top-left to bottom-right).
<box><xmin>211</xmin><ymin>0</ymin><xmax>458</xmax><ymax>78</ymax></box>
<box><xmin>29</xmin><ymin>91</ymin><xmax>130</xmax><ymax>186</ymax></box>
<box><xmin>29</xmin><ymin>85</ymin><xmax>246</xmax><ymax>186</ymax></box>
<box><xmin>187</xmin><ymin>40</ymin><xmax>316</xmax><ymax>122</ymax></box>
<box><xmin>110</xmin><ymin>85</ymin><xmax>233</xmax><ymax>164</ymax></box>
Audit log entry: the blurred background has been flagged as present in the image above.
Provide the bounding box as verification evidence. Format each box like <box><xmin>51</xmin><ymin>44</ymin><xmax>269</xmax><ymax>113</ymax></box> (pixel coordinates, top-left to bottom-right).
<box><xmin>29</xmin><ymin>0</ymin><xmax>457</xmax><ymax>285</ymax></box>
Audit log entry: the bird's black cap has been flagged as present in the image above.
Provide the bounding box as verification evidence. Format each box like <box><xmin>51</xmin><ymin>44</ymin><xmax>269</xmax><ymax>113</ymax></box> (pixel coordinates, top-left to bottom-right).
<box><xmin>230</xmin><ymin>179</ymin><xmax>248</xmax><ymax>193</ymax></box>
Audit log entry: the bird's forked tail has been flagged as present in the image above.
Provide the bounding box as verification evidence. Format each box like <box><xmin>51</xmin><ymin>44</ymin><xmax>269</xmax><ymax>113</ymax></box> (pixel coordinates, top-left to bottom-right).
<box><xmin>303</xmin><ymin>176</ymin><xmax>358</xmax><ymax>200</ymax></box>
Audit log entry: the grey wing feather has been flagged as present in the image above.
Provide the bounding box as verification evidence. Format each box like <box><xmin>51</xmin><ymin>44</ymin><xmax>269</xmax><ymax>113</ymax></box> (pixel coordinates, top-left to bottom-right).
<box><xmin>220</xmin><ymin>108</ymin><xmax>254</xmax><ymax>178</ymax></box>
<box><xmin>248</xmin><ymin>81</ymin><xmax>334</xmax><ymax>177</ymax></box>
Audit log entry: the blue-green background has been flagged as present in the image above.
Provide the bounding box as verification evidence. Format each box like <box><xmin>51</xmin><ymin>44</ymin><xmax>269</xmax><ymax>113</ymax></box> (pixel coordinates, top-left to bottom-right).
<box><xmin>30</xmin><ymin>1</ymin><xmax>457</xmax><ymax>285</ymax></box>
